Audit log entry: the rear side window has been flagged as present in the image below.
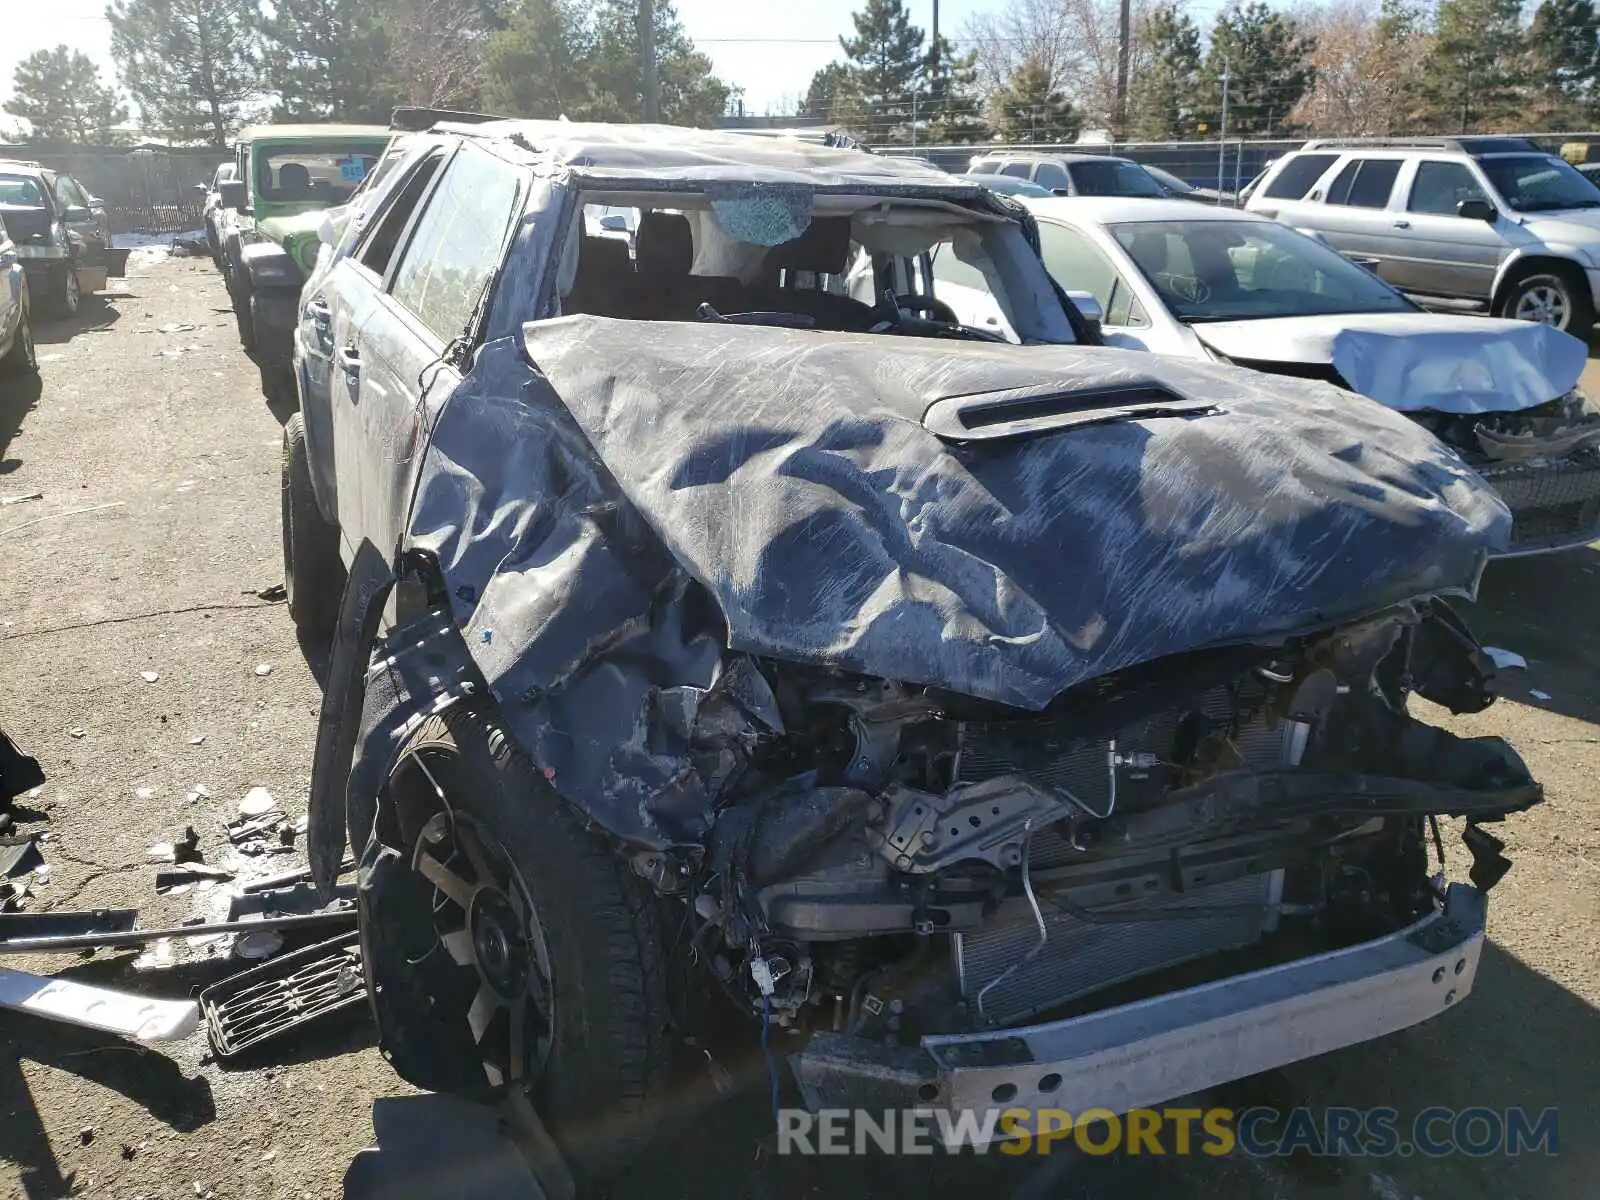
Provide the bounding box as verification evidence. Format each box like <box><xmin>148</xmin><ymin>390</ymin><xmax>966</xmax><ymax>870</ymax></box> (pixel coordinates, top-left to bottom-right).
<box><xmin>1263</xmin><ymin>154</ymin><xmax>1337</xmax><ymax>200</ymax></box>
<box><xmin>1000</xmin><ymin>162</ymin><xmax>1033</xmax><ymax>179</ymax></box>
<box><xmin>389</xmin><ymin>143</ymin><xmax>524</xmax><ymax>344</ymax></box>
<box><xmin>970</xmin><ymin>158</ymin><xmax>999</xmax><ymax>174</ymax></box>
<box><xmin>1325</xmin><ymin>159</ymin><xmax>1401</xmax><ymax>208</ymax></box>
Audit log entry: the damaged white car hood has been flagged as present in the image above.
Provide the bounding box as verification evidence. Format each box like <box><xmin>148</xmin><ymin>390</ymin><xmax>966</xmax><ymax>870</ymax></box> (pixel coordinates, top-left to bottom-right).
<box><xmin>1191</xmin><ymin>312</ymin><xmax>1588</xmax><ymax>415</ymax></box>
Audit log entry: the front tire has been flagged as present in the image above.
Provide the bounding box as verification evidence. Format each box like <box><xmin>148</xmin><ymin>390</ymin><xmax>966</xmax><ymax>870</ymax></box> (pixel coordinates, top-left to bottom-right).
<box><xmin>280</xmin><ymin>412</ymin><xmax>343</xmax><ymax>646</ymax></box>
<box><xmin>1498</xmin><ymin>264</ymin><xmax>1596</xmax><ymax>335</ymax></box>
<box><xmin>363</xmin><ymin>707</ymin><xmax>674</xmax><ymax>1182</ymax></box>
<box><xmin>1</xmin><ymin>306</ymin><xmax>37</xmax><ymax>375</ymax></box>
<box><xmin>50</xmin><ymin>266</ymin><xmax>80</xmax><ymax>317</ymax></box>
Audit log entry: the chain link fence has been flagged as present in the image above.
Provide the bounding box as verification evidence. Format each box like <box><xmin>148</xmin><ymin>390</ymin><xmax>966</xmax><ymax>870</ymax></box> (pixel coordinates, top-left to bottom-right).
<box><xmin>7</xmin><ymin>146</ymin><xmax>232</xmax><ymax>235</ymax></box>
<box><xmin>879</xmin><ymin>131</ymin><xmax>1600</xmax><ymax>195</ymax></box>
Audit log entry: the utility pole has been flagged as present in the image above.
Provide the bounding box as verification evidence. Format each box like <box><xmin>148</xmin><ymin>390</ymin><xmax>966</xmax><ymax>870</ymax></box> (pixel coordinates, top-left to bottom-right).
<box><xmin>1216</xmin><ymin>61</ymin><xmax>1230</xmax><ymax>197</ymax></box>
<box><xmin>1114</xmin><ymin>0</ymin><xmax>1132</xmax><ymax>142</ymax></box>
<box><xmin>641</xmin><ymin>0</ymin><xmax>660</xmax><ymax>123</ymax></box>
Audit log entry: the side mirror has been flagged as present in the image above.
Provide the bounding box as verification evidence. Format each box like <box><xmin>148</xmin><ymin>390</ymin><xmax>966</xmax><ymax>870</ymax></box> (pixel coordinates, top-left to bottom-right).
<box><xmin>63</xmin><ymin>205</ymin><xmax>91</xmax><ymax>223</ymax></box>
<box><xmin>194</xmin><ymin>183</ymin><xmax>209</xmax><ymax>194</ymax></box>
<box><xmin>598</xmin><ymin>213</ymin><xmax>629</xmax><ymax>232</ymax></box>
<box><xmin>1067</xmin><ymin>289</ymin><xmax>1104</xmax><ymax>331</ymax></box>
<box><xmin>1457</xmin><ymin>198</ymin><xmax>1497</xmax><ymax>222</ymax></box>
<box><xmin>218</xmin><ymin>180</ymin><xmax>248</xmax><ymax>210</ymax></box>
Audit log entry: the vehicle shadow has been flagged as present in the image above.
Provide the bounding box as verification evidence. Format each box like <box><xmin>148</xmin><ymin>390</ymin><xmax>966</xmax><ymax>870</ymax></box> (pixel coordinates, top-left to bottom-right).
<box><xmin>0</xmin><ymin>1011</ymin><xmax>216</xmax><ymax>1200</ymax></box>
<box><xmin>0</xmin><ymin>372</ymin><xmax>42</xmax><ymax>476</ymax></box>
<box><xmin>1462</xmin><ymin>544</ymin><xmax>1600</xmax><ymax>726</ymax></box>
<box><xmin>32</xmin><ymin>296</ymin><xmax>121</xmax><ymax>346</ymax></box>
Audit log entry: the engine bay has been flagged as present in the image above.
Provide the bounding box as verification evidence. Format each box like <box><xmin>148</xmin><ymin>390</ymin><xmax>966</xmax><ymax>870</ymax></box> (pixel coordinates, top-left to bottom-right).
<box><xmin>679</xmin><ymin>599</ymin><xmax>1539</xmax><ymax>1040</ymax></box>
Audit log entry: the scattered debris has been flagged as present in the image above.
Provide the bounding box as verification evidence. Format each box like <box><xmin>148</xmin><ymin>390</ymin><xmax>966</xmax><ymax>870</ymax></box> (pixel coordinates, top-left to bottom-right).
<box><xmin>254</xmin><ymin>584</ymin><xmax>287</xmax><ymax>603</ymax></box>
<box><xmin>156</xmin><ymin>866</ymin><xmax>234</xmax><ymax>894</ymax></box>
<box><xmin>0</xmin><ymin>964</ymin><xmax>199</xmax><ymax>1040</ymax></box>
<box><xmin>121</xmin><ymin>1142</ymin><xmax>139</xmax><ymax>1161</ymax></box>
<box><xmin>239</xmin><ymin>787</ymin><xmax>276</xmax><ymax>818</ymax></box>
<box><xmin>1483</xmin><ymin>646</ymin><xmax>1528</xmax><ymax>671</ymax></box>
<box><xmin>0</xmin><ymin>908</ymin><xmax>355</xmax><ymax>955</ymax></box>
<box><xmin>33</xmin><ymin>865</ymin><xmax>50</xmax><ymax>885</ymax></box>
<box><xmin>1531</xmin><ymin>689</ymin><xmax>1553</xmax><ymax>700</ymax></box>
<box><xmin>201</xmin><ymin>931</ymin><xmax>364</xmax><ymax>1057</ymax></box>
<box><xmin>254</xmin><ymin>663</ymin><xmax>275</xmax><ymax>677</ymax></box>
<box><xmin>233</xmin><ymin>928</ymin><xmax>285</xmax><ymax>960</ymax></box>
<box><xmin>79</xmin><ymin>1126</ymin><xmax>95</xmax><ymax>1146</ymax></box>
<box><xmin>69</xmin><ymin>728</ymin><xmax>86</xmax><ymax>739</ymax></box>
<box><xmin>156</xmin><ymin>322</ymin><xmax>198</xmax><ymax>334</ymax></box>
<box><xmin>134</xmin><ymin>786</ymin><xmax>154</xmax><ymax>801</ymax></box>
<box><xmin>140</xmin><ymin>671</ymin><xmax>160</xmax><ymax>684</ymax></box>
<box><xmin>0</xmin><ymin>839</ymin><xmax>44</xmax><ymax>878</ymax></box>
<box><xmin>147</xmin><ymin>841</ymin><xmax>176</xmax><ymax>863</ymax></box>
<box><xmin>1</xmin><ymin>492</ymin><xmax>43</xmax><ymax>506</ymax></box>
<box><xmin>185</xmin><ymin>784</ymin><xmax>211</xmax><ymax>804</ymax></box>
<box><xmin>188</xmin><ymin>734</ymin><xmax>206</xmax><ymax>746</ymax></box>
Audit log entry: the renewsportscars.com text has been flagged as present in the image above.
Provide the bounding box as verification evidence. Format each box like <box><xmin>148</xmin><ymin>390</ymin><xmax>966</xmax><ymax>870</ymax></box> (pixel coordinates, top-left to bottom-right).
<box><xmin>777</xmin><ymin>1106</ymin><xmax>1559</xmax><ymax>1158</ymax></box>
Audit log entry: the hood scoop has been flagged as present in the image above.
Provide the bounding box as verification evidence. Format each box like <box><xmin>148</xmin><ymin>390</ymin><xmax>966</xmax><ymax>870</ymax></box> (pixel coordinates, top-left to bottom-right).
<box><xmin>922</xmin><ymin>379</ymin><xmax>1216</xmax><ymax>443</ymax></box>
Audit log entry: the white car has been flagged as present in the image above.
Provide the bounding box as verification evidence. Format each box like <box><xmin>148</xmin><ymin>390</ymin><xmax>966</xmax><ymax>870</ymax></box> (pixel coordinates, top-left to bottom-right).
<box><xmin>931</xmin><ymin>196</ymin><xmax>1600</xmax><ymax>556</ymax></box>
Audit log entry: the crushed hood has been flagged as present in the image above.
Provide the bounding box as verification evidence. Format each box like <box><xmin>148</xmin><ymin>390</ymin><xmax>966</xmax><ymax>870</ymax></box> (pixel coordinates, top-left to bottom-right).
<box><xmin>514</xmin><ymin>317</ymin><xmax>1507</xmax><ymax>711</ymax></box>
<box><xmin>1191</xmin><ymin>312</ymin><xmax>1588</xmax><ymax>415</ymax></box>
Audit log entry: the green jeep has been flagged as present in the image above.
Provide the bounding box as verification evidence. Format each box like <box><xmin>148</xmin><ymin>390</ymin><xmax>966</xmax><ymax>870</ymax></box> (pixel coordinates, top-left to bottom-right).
<box><xmin>217</xmin><ymin>124</ymin><xmax>390</xmax><ymax>401</ymax></box>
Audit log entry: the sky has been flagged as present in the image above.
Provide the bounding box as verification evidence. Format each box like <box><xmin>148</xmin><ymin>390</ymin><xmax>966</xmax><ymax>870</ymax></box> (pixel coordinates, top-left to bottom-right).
<box><xmin>2</xmin><ymin>0</ymin><xmax>1236</xmax><ymax>127</ymax></box>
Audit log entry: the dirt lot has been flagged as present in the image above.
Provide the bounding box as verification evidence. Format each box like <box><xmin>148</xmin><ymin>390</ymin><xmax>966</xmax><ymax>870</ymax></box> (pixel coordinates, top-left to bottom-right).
<box><xmin>0</xmin><ymin>255</ymin><xmax>1595</xmax><ymax>1199</ymax></box>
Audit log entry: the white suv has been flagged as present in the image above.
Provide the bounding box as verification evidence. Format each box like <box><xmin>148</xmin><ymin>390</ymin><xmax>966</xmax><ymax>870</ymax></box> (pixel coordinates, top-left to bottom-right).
<box><xmin>1245</xmin><ymin>137</ymin><xmax>1600</xmax><ymax>334</ymax></box>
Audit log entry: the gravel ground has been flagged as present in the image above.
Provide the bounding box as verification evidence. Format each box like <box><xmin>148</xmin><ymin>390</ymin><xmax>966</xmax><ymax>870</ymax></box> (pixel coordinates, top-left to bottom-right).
<box><xmin>0</xmin><ymin>255</ymin><xmax>1594</xmax><ymax>1199</ymax></box>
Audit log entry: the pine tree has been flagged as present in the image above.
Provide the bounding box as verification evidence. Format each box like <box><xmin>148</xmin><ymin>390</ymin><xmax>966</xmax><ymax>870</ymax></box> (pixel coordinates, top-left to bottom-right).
<box><xmin>1195</xmin><ymin>2</ymin><xmax>1316</xmax><ymax>137</ymax></box>
<box><xmin>1418</xmin><ymin>0</ymin><xmax>1527</xmax><ymax>132</ymax></box>
<box><xmin>5</xmin><ymin>46</ymin><xmax>128</xmax><ymax>142</ymax></box>
<box><xmin>1528</xmin><ymin>0</ymin><xmax>1600</xmax><ymax>125</ymax></box>
<box><xmin>1129</xmin><ymin>4</ymin><xmax>1201</xmax><ymax>141</ymax></box>
<box><xmin>995</xmin><ymin>58</ymin><xmax>1081</xmax><ymax>143</ymax></box>
<box><xmin>921</xmin><ymin>34</ymin><xmax>990</xmax><ymax>143</ymax></box>
<box><xmin>839</xmin><ymin>0</ymin><xmax>927</xmax><ymax>140</ymax></box>
<box><xmin>107</xmin><ymin>0</ymin><xmax>260</xmax><ymax>144</ymax></box>
<box><xmin>260</xmin><ymin>0</ymin><xmax>398</xmax><ymax>122</ymax></box>
<box><xmin>483</xmin><ymin>0</ymin><xmax>593</xmax><ymax>118</ymax></box>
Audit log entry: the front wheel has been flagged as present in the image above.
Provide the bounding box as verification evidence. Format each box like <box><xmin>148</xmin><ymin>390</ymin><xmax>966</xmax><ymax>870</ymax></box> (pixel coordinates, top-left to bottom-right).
<box><xmin>50</xmin><ymin>266</ymin><xmax>80</xmax><ymax>318</ymax></box>
<box><xmin>1498</xmin><ymin>266</ymin><xmax>1596</xmax><ymax>335</ymax></box>
<box><xmin>361</xmin><ymin>707</ymin><xmax>674</xmax><ymax>1181</ymax></box>
<box><xmin>280</xmin><ymin>412</ymin><xmax>343</xmax><ymax>646</ymax></box>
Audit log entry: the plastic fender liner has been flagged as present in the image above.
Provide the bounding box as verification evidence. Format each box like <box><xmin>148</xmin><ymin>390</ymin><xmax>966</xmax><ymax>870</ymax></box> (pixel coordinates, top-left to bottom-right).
<box><xmin>309</xmin><ymin>539</ymin><xmax>395</xmax><ymax>895</ymax></box>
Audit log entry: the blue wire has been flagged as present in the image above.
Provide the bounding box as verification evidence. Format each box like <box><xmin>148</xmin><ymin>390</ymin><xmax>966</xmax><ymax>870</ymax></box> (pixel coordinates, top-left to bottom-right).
<box><xmin>761</xmin><ymin>991</ymin><xmax>781</xmax><ymax>1134</ymax></box>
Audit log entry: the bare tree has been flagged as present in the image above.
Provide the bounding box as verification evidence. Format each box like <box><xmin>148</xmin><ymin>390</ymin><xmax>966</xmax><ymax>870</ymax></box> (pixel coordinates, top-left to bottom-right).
<box><xmin>961</xmin><ymin>0</ymin><xmax>1159</xmax><ymax>137</ymax></box>
<box><xmin>384</xmin><ymin>0</ymin><xmax>487</xmax><ymax>108</ymax></box>
<box><xmin>1292</xmin><ymin>0</ymin><xmax>1430</xmax><ymax>135</ymax></box>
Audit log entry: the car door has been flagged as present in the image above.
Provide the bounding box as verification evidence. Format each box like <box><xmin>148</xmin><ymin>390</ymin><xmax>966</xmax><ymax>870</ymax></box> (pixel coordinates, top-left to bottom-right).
<box><xmin>1298</xmin><ymin>156</ymin><xmax>1407</xmax><ymax>276</ymax></box>
<box><xmin>354</xmin><ymin>140</ymin><xmax>526</xmax><ymax>559</ymax></box>
<box><xmin>1384</xmin><ymin>159</ymin><xmax>1502</xmax><ymax>300</ymax></box>
<box><xmin>0</xmin><ymin>217</ymin><xmax>19</xmax><ymax>350</ymax></box>
<box><xmin>309</xmin><ymin>149</ymin><xmax>449</xmax><ymax>553</ymax></box>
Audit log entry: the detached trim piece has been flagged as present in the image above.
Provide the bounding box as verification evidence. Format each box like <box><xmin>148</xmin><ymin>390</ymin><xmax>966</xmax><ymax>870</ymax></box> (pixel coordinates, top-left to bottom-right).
<box><xmin>923</xmin><ymin>380</ymin><xmax>1215</xmax><ymax>442</ymax></box>
<box><xmin>795</xmin><ymin>884</ymin><xmax>1485</xmax><ymax>1133</ymax></box>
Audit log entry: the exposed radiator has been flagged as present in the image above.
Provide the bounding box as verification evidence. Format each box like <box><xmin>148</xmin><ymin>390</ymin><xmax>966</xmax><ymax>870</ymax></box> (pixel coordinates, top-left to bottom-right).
<box><xmin>952</xmin><ymin>870</ymin><xmax>1283</xmax><ymax>1025</ymax></box>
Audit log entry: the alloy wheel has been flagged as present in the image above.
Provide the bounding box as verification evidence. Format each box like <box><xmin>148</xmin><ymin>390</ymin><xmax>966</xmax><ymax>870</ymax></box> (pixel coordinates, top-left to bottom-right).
<box><xmin>1512</xmin><ymin>280</ymin><xmax>1569</xmax><ymax>328</ymax></box>
<box><xmin>402</xmin><ymin>762</ymin><xmax>556</xmax><ymax>1090</ymax></box>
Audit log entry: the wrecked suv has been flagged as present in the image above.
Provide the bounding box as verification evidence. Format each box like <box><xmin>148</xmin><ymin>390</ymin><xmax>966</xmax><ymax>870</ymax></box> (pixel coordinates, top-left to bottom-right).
<box><xmin>290</xmin><ymin>122</ymin><xmax>1542</xmax><ymax>1178</ymax></box>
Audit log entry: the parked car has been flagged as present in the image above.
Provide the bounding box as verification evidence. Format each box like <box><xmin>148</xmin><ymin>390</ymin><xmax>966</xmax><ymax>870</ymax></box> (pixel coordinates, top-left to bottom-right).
<box><xmin>214</xmin><ymin>123</ymin><xmax>390</xmax><ymax>401</ymax></box>
<box><xmin>199</xmin><ymin>161</ymin><xmax>238</xmax><ymax>268</ymax></box>
<box><xmin>935</xmin><ymin>197</ymin><xmax>1600</xmax><ymax>557</ymax></box>
<box><xmin>292</xmin><ymin>119</ymin><xmax>1538</xmax><ymax>1182</ymax></box>
<box><xmin>964</xmin><ymin>171</ymin><xmax>1052</xmax><ymax>197</ymax></box>
<box><xmin>1143</xmin><ymin>163</ymin><xmax>1233</xmax><ymax>204</ymax></box>
<box><xmin>1245</xmin><ymin>136</ymin><xmax>1600</xmax><ymax>334</ymax></box>
<box><xmin>967</xmin><ymin>150</ymin><xmax>1168</xmax><ymax>198</ymax></box>
<box><xmin>0</xmin><ymin>214</ymin><xmax>38</xmax><ymax>375</ymax></box>
<box><xmin>0</xmin><ymin>159</ymin><xmax>116</xmax><ymax>316</ymax></box>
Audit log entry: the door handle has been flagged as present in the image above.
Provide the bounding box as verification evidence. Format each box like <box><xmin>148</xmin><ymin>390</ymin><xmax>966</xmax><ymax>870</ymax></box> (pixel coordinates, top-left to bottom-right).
<box><xmin>1392</xmin><ymin>219</ymin><xmax>1411</xmax><ymax>229</ymax></box>
<box><xmin>338</xmin><ymin>344</ymin><xmax>361</xmax><ymax>375</ymax></box>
